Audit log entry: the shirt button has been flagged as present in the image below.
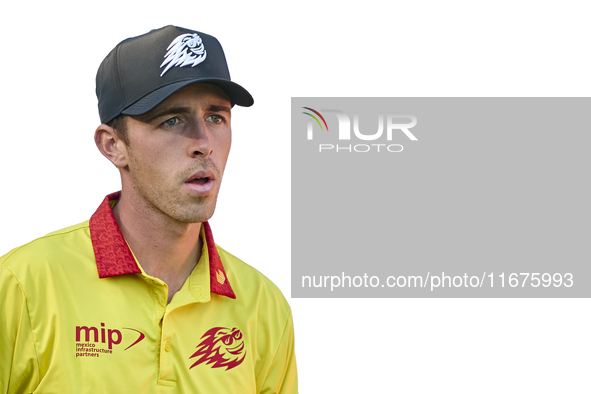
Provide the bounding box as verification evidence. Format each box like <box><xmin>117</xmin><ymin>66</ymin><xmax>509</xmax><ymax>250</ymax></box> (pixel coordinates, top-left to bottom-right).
<box><xmin>165</xmin><ymin>341</ymin><xmax>171</xmax><ymax>352</ymax></box>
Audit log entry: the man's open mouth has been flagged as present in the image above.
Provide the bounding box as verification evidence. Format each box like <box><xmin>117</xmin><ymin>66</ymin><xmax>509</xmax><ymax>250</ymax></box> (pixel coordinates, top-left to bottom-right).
<box><xmin>188</xmin><ymin>177</ymin><xmax>211</xmax><ymax>185</ymax></box>
<box><xmin>184</xmin><ymin>170</ymin><xmax>216</xmax><ymax>194</ymax></box>
<box><xmin>186</xmin><ymin>169</ymin><xmax>215</xmax><ymax>184</ymax></box>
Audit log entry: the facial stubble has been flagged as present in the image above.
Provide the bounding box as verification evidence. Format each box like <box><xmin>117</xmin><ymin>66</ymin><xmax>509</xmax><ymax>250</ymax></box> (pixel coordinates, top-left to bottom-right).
<box><xmin>125</xmin><ymin>145</ymin><xmax>224</xmax><ymax>225</ymax></box>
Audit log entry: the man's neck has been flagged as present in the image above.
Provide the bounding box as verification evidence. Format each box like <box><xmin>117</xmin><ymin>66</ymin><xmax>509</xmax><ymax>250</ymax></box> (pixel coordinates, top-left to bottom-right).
<box><xmin>112</xmin><ymin>192</ymin><xmax>203</xmax><ymax>303</ymax></box>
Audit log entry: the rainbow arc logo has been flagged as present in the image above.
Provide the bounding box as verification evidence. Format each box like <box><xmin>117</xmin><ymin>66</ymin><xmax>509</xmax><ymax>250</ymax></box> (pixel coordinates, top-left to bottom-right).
<box><xmin>301</xmin><ymin>107</ymin><xmax>329</xmax><ymax>131</ymax></box>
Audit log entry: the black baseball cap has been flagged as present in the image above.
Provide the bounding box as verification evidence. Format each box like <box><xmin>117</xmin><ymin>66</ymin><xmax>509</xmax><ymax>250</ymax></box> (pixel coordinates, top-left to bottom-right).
<box><xmin>96</xmin><ymin>25</ymin><xmax>254</xmax><ymax>124</ymax></box>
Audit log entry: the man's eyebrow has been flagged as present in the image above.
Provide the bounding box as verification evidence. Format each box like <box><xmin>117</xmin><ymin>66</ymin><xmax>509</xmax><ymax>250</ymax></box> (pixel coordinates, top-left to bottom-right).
<box><xmin>143</xmin><ymin>106</ymin><xmax>192</xmax><ymax>122</ymax></box>
<box><xmin>207</xmin><ymin>104</ymin><xmax>232</xmax><ymax>113</ymax></box>
<box><xmin>141</xmin><ymin>104</ymin><xmax>231</xmax><ymax>123</ymax></box>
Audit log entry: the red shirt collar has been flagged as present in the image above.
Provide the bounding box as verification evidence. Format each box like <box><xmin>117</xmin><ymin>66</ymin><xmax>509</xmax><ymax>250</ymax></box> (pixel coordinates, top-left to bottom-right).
<box><xmin>89</xmin><ymin>191</ymin><xmax>236</xmax><ymax>299</ymax></box>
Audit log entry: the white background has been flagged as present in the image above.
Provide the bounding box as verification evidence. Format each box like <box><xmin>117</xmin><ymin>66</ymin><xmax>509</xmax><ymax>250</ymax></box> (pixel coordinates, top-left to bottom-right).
<box><xmin>1</xmin><ymin>1</ymin><xmax>589</xmax><ymax>392</ymax></box>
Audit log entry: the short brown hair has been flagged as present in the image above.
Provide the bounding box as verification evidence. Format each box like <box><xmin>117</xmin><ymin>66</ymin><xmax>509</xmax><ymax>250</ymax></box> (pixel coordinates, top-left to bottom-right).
<box><xmin>107</xmin><ymin>115</ymin><xmax>129</xmax><ymax>145</ymax></box>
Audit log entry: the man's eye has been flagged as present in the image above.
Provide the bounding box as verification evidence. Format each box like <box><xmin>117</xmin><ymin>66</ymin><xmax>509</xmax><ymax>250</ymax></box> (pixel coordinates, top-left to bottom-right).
<box><xmin>206</xmin><ymin>115</ymin><xmax>223</xmax><ymax>124</ymax></box>
<box><xmin>163</xmin><ymin>117</ymin><xmax>180</xmax><ymax>127</ymax></box>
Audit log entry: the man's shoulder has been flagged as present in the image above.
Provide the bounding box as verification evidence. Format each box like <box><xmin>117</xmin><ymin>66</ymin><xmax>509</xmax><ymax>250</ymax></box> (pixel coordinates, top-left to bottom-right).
<box><xmin>215</xmin><ymin>244</ymin><xmax>291</xmax><ymax>312</ymax></box>
<box><xmin>1</xmin><ymin>220</ymin><xmax>91</xmax><ymax>272</ymax></box>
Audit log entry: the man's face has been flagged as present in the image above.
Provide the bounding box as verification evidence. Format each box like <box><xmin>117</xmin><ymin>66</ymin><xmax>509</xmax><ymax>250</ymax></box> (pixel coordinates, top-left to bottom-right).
<box><xmin>120</xmin><ymin>83</ymin><xmax>232</xmax><ymax>224</ymax></box>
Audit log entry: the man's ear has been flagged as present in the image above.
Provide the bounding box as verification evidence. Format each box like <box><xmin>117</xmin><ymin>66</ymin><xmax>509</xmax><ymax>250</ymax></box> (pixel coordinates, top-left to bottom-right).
<box><xmin>94</xmin><ymin>124</ymin><xmax>129</xmax><ymax>168</ymax></box>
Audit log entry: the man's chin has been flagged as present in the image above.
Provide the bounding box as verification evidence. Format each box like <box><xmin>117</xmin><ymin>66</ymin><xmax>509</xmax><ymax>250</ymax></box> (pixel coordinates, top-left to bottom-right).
<box><xmin>173</xmin><ymin>205</ymin><xmax>217</xmax><ymax>224</ymax></box>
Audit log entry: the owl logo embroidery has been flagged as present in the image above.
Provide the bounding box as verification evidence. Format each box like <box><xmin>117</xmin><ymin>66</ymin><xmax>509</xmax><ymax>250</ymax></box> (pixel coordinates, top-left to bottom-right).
<box><xmin>160</xmin><ymin>33</ymin><xmax>207</xmax><ymax>76</ymax></box>
<box><xmin>189</xmin><ymin>327</ymin><xmax>246</xmax><ymax>371</ymax></box>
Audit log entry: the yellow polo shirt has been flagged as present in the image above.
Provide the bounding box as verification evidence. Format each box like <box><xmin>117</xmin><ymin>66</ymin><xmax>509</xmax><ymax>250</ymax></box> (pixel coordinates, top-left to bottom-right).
<box><xmin>0</xmin><ymin>192</ymin><xmax>297</xmax><ymax>393</ymax></box>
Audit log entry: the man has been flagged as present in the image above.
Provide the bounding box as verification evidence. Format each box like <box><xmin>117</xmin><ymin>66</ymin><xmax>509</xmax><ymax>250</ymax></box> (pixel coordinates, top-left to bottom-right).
<box><xmin>0</xmin><ymin>26</ymin><xmax>297</xmax><ymax>393</ymax></box>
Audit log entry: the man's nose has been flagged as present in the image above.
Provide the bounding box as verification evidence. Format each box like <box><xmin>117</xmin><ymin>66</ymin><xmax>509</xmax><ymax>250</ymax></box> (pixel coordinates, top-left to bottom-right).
<box><xmin>188</xmin><ymin>118</ymin><xmax>213</xmax><ymax>158</ymax></box>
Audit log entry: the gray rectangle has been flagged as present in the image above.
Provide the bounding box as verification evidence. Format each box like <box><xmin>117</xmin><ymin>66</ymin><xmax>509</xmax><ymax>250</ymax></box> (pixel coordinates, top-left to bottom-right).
<box><xmin>292</xmin><ymin>98</ymin><xmax>590</xmax><ymax>297</ymax></box>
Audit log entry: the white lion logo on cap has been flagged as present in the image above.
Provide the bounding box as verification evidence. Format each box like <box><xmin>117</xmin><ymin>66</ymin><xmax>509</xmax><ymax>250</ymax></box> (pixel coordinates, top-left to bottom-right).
<box><xmin>160</xmin><ymin>33</ymin><xmax>207</xmax><ymax>76</ymax></box>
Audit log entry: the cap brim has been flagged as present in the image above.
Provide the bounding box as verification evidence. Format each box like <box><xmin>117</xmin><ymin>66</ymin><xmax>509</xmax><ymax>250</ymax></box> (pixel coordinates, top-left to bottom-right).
<box><xmin>122</xmin><ymin>78</ymin><xmax>254</xmax><ymax>116</ymax></box>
